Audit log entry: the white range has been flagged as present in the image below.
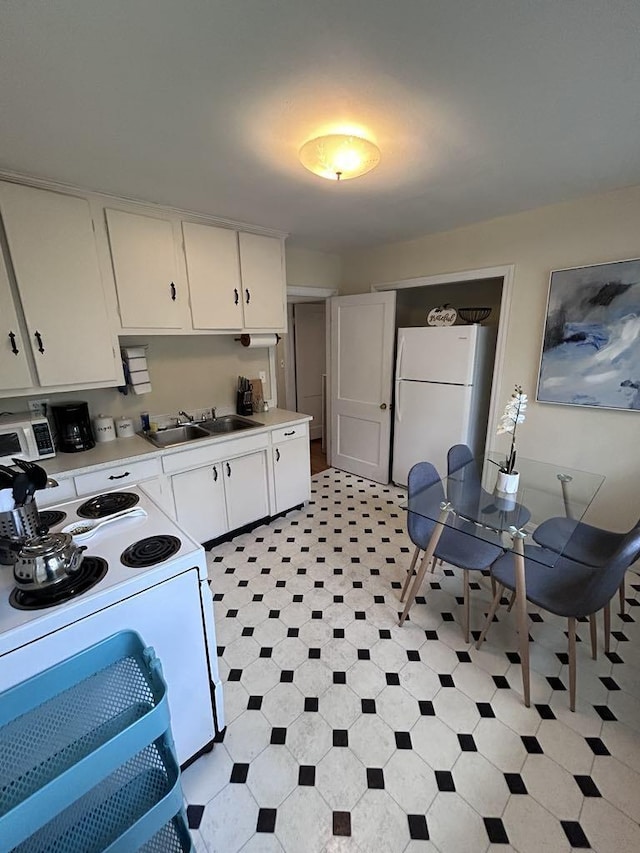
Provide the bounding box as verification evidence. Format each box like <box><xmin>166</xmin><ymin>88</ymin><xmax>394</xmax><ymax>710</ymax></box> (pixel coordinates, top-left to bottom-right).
<box><xmin>0</xmin><ymin>486</ymin><xmax>224</xmax><ymax>767</ymax></box>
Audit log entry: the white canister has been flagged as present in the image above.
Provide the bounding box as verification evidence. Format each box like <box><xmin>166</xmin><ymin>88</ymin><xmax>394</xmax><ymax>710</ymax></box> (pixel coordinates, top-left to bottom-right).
<box><xmin>93</xmin><ymin>414</ymin><xmax>116</xmax><ymax>443</ymax></box>
<box><xmin>115</xmin><ymin>416</ymin><xmax>135</xmax><ymax>439</ymax></box>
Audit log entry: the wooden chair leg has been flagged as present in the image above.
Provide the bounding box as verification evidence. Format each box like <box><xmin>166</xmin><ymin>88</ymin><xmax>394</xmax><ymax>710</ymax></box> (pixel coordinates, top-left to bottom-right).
<box><xmin>475</xmin><ymin>584</ymin><xmax>504</xmax><ymax>649</ymax></box>
<box><xmin>619</xmin><ymin>577</ymin><xmax>626</xmax><ymax>615</ymax></box>
<box><xmin>463</xmin><ymin>569</ymin><xmax>470</xmax><ymax>644</ymax></box>
<box><xmin>568</xmin><ymin>616</ymin><xmax>577</xmax><ymax>712</ymax></box>
<box><xmin>589</xmin><ymin>613</ymin><xmax>597</xmax><ymax>660</ymax></box>
<box><xmin>400</xmin><ymin>546</ymin><xmax>421</xmax><ymax>603</ymax></box>
<box><xmin>491</xmin><ymin>576</ymin><xmax>497</xmax><ymax>599</ymax></box>
<box><xmin>506</xmin><ymin>590</ymin><xmax>516</xmax><ymax>612</ymax></box>
<box><xmin>604</xmin><ymin>601</ymin><xmax>611</xmax><ymax>654</ymax></box>
<box><xmin>430</xmin><ymin>555</ymin><xmax>438</xmax><ymax>573</ymax></box>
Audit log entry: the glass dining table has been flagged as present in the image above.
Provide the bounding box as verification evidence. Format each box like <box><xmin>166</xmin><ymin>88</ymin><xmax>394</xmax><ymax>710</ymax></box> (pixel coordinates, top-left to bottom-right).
<box><xmin>399</xmin><ymin>453</ymin><xmax>605</xmax><ymax>707</ymax></box>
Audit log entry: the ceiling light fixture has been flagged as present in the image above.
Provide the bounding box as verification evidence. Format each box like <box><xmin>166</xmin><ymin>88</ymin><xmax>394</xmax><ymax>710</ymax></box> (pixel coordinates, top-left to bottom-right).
<box><xmin>299</xmin><ymin>133</ymin><xmax>381</xmax><ymax>181</ymax></box>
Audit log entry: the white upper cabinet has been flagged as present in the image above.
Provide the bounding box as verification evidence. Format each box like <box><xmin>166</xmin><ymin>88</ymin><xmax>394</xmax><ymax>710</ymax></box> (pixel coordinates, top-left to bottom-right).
<box><xmin>239</xmin><ymin>232</ymin><xmax>286</xmax><ymax>330</ymax></box>
<box><xmin>0</xmin><ymin>182</ymin><xmax>118</xmax><ymax>388</ymax></box>
<box><xmin>0</xmin><ymin>250</ymin><xmax>32</xmax><ymax>391</ymax></box>
<box><xmin>182</xmin><ymin>222</ymin><xmax>243</xmax><ymax>330</ymax></box>
<box><xmin>182</xmin><ymin>223</ymin><xmax>286</xmax><ymax>332</ymax></box>
<box><xmin>106</xmin><ymin>209</ymin><xmax>184</xmax><ymax>329</ymax></box>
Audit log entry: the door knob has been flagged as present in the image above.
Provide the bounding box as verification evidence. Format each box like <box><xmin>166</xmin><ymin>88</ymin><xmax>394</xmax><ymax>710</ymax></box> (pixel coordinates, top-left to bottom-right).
<box><xmin>380</xmin><ymin>403</ymin><xmax>387</xmax><ymax>410</ymax></box>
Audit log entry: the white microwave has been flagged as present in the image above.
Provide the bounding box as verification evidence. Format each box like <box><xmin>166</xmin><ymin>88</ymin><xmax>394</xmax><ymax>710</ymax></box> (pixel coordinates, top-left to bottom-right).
<box><xmin>0</xmin><ymin>413</ymin><xmax>56</xmax><ymax>466</ymax></box>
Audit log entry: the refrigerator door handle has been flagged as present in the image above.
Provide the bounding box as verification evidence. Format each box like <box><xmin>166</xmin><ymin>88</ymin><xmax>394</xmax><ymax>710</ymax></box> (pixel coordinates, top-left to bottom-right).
<box><xmin>395</xmin><ymin>380</ymin><xmax>403</xmax><ymax>423</ymax></box>
<box><xmin>395</xmin><ymin>334</ymin><xmax>406</xmax><ymax>381</ymax></box>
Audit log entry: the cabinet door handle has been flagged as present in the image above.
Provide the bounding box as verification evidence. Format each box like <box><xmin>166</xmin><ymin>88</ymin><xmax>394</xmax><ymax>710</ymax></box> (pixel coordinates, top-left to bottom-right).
<box><xmin>275</xmin><ymin>448</ymin><xmax>280</xmax><ymax>462</ymax></box>
<box><xmin>34</xmin><ymin>331</ymin><xmax>45</xmax><ymax>354</ymax></box>
<box><xmin>170</xmin><ymin>282</ymin><xmax>177</xmax><ymax>301</ymax></box>
<box><xmin>108</xmin><ymin>471</ymin><xmax>130</xmax><ymax>480</ymax></box>
<box><xmin>245</xmin><ymin>288</ymin><xmax>250</xmax><ymax>304</ymax></box>
<box><xmin>8</xmin><ymin>331</ymin><xmax>19</xmax><ymax>355</ymax></box>
<box><xmin>213</xmin><ymin>466</ymin><xmax>218</xmax><ymax>482</ymax></box>
<box><xmin>234</xmin><ymin>288</ymin><xmax>239</xmax><ymax>305</ymax></box>
<box><xmin>284</xmin><ymin>430</ymin><xmax>295</xmax><ymax>436</ymax></box>
<box><xmin>226</xmin><ymin>462</ymin><xmax>231</xmax><ymax>477</ymax></box>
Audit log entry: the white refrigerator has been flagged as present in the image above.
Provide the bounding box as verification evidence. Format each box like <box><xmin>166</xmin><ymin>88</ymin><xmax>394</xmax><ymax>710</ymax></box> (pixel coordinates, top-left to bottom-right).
<box><xmin>391</xmin><ymin>325</ymin><xmax>493</xmax><ymax>487</ymax></box>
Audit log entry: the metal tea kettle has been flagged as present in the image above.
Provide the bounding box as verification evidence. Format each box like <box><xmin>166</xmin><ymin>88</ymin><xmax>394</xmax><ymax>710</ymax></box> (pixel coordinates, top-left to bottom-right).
<box><xmin>13</xmin><ymin>533</ymin><xmax>85</xmax><ymax>591</ymax></box>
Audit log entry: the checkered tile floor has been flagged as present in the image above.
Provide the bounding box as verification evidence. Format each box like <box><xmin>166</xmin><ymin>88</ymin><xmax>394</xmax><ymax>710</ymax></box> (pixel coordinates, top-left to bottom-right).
<box><xmin>183</xmin><ymin>468</ymin><xmax>640</xmax><ymax>853</ymax></box>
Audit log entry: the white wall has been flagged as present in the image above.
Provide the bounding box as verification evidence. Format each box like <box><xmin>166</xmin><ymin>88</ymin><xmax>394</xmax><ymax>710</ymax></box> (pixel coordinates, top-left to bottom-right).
<box><xmin>341</xmin><ymin>185</ymin><xmax>640</xmax><ymax>530</ymax></box>
<box><xmin>1</xmin><ymin>335</ymin><xmax>270</xmax><ymax>430</ymax></box>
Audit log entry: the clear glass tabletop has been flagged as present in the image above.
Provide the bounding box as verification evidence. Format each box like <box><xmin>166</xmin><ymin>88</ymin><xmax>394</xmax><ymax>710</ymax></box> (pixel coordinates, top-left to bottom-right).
<box><xmin>401</xmin><ymin>454</ymin><xmax>606</xmax><ymax>567</ymax></box>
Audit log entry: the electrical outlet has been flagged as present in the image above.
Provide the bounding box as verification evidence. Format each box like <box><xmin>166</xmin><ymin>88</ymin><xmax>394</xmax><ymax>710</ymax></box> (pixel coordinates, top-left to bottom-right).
<box><xmin>259</xmin><ymin>371</ymin><xmax>267</xmax><ymax>384</ymax></box>
<box><xmin>28</xmin><ymin>398</ymin><xmax>49</xmax><ymax>416</ymax></box>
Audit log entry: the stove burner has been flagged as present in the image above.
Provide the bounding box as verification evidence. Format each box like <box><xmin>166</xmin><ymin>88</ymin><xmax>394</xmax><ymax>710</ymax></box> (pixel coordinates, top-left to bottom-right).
<box><xmin>77</xmin><ymin>492</ymin><xmax>139</xmax><ymax>519</ymax></box>
<box><xmin>121</xmin><ymin>535</ymin><xmax>181</xmax><ymax>568</ymax></box>
<box><xmin>38</xmin><ymin>510</ymin><xmax>67</xmax><ymax>528</ymax></box>
<box><xmin>9</xmin><ymin>557</ymin><xmax>108</xmax><ymax>610</ymax></box>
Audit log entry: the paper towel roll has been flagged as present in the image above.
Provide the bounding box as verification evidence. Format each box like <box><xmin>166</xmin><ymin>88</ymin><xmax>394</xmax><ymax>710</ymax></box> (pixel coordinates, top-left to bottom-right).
<box><xmin>239</xmin><ymin>334</ymin><xmax>279</xmax><ymax>348</ymax></box>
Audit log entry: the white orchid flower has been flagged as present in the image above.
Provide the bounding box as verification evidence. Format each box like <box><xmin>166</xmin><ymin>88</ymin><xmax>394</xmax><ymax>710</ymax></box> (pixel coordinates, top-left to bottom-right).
<box><xmin>496</xmin><ymin>384</ymin><xmax>527</xmax><ymax>472</ymax></box>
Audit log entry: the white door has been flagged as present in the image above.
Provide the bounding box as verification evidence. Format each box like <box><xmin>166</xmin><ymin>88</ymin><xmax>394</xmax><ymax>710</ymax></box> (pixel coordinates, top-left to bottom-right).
<box><xmin>330</xmin><ymin>291</ymin><xmax>396</xmax><ymax>483</ymax></box>
<box><xmin>392</xmin><ymin>380</ymin><xmax>473</xmax><ymax>486</ymax></box>
<box><xmin>239</xmin><ymin>233</ymin><xmax>285</xmax><ymax>330</ymax></box>
<box><xmin>273</xmin><ymin>437</ymin><xmax>311</xmax><ymax>513</ymax></box>
<box><xmin>182</xmin><ymin>221</ymin><xmax>243</xmax><ymax>330</ymax></box>
<box><xmin>294</xmin><ymin>302</ymin><xmax>326</xmax><ymax>440</ymax></box>
<box><xmin>106</xmin><ymin>209</ymin><xmax>183</xmax><ymax>329</ymax></box>
<box><xmin>0</xmin><ymin>252</ymin><xmax>32</xmax><ymax>391</ymax></box>
<box><xmin>0</xmin><ymin>183</ymin><xmax>117</xmax><ymax>387</ymax></box>
<box><xmin>172</xmin><ymin>464</ymin><xmax>228</xmax><ymax>543</ymax></box>
<box><xmin>224</xmin><ymin>451</ymin><xmax>269</xmax><ymax>530</ymax></box>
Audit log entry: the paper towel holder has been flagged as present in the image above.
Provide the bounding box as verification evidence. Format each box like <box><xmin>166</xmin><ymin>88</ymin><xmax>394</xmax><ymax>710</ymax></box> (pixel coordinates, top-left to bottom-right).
<box><xmin>235</xmin><ymin>334</ymin><xmax>281</xmax><ymax>347</ymax></box>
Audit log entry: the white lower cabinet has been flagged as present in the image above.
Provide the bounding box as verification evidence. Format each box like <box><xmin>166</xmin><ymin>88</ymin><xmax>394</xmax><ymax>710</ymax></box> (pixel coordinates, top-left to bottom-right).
<box><xmin>223</xmin><ymin>451</ymin><xmax>269</xmax><ymax>531</ymax></box>
<box><xmin>172</xmin><ymin>464</ymin><xmax>228</xmax><ymax>543</ymax></box>
<box><xmin>172</xmin><ymin>451</ymin><xmax>269</xmax><ymax>544</ymax></box>
<box><xmin>273</xmin><ymin>437</ymin><xmax>311</xmax><ymax>514</ymax></box>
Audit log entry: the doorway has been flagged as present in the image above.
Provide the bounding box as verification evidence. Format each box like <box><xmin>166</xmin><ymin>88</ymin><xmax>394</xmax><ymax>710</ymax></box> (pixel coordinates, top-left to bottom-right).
<box><xmin>279</xmin><ymin>292</ymin><xmax>335</xmax><ymax>475</ymax></box>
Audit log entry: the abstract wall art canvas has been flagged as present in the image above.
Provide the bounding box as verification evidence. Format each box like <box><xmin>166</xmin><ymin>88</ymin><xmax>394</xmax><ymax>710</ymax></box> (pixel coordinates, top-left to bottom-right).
<box><xmin>537</xmin><ymin>258</ymin><xmax>640</xmax><ymax>411</ymax></box>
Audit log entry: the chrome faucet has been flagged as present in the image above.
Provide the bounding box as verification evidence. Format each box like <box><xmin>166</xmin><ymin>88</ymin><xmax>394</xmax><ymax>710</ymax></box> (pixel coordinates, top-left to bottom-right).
<box><xmin>177</xmin><ymin>410</ymin><xmax>194</xmax><ymax>425</ymax></box>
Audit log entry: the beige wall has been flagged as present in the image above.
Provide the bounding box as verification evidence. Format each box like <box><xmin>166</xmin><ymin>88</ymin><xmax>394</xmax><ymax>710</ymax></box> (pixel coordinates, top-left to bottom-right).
<box><xmin>341</xmin><ymin>185</ymin><xmax>640</xmax><ymax>529</ymax></box>
<box><xmin>285</xmin><ymin>246</ymin><xmax>341</xmax><ymax>289</ymax></box>
<box><xmin>1</xmin><ymin>335</ymin><xmax>270</xmax><ymax>430</ymax></box>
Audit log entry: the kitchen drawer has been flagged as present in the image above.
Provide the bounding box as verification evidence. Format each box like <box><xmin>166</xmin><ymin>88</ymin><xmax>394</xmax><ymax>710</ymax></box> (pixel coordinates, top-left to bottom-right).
<box><xmin>36</xmin><ymin>477</ymin><xmax>77</xmax><ymax>508</ymax></box>
<box><xmin>271</xmin><ymin>422</ymin><xmax>309</xmax><ymax>444</ymax></box>
<box><xmin>162</xmin><ymin>431</ymin><xmax>269</xmax><ymax>475</ymax></box>
<box><xmin>74</xmin><ymin>458</ymin><xmax>161</xmax><ymax>495</ymax></box>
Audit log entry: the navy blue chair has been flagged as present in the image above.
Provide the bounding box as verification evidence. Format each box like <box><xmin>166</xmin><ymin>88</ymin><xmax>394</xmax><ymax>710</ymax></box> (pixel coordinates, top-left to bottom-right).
<box><xmin>400</xmin><ymin>462</ymin><xmax>504</xmax><ymax>641</ymax></box>
<box><xmin>533</xmin><ymin>515</ymin><xmax>639</xmax><ymax>647</ymax></box>
<box><xmin>477</xmin><ymin>522</ymin><xmax>640</xmax><ymax>710</ymax></box>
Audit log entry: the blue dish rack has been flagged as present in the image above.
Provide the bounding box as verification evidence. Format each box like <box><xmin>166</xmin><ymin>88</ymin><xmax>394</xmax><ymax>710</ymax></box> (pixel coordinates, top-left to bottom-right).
<box><xmin>0</xmin><ymin>631</ymin><xmax>194</xmax><ymax>853</ymax></box>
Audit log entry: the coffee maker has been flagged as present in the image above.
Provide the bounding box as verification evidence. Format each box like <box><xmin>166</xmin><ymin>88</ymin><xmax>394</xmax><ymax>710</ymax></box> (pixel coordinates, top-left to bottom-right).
<box><xmin>50</xmin><ymin>401</ymin><xmax>95</xmax><ymax>453</ymax></box>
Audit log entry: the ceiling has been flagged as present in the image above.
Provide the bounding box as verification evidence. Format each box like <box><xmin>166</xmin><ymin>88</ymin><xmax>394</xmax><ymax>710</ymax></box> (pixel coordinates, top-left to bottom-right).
<box><xmin>1</xmin><ymin>1</ymin><xmax>639</xmax><ymax>251</ymax></box>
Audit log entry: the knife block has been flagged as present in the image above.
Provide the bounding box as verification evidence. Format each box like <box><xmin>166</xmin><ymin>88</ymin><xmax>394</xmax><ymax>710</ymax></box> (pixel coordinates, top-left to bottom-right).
<box><xmin>236</xmin><ymin>390</ymin><xmax>253</xmax><ymax>416</ymax></box>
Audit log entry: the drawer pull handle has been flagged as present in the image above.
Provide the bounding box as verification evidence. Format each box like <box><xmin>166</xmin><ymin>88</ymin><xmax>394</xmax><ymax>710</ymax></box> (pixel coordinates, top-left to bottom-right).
<box><xmin>108</xmin><ymin>471</ymin><xmax>130</xmax><ymax>480</ymax></box>
<box><xmin>234</xmin><ymin>288</ymin><xmax>239</xmax><ymax>305</ymax></box>
<box><xmin>245</xmin><ymin>288</ymin><xmax>250</xmax><ymax>304</ymax></box>
<box><xmin>34</xmin><ymin>331</ymin><xmax>45</xmax><ymax>354</ymax></box>
<box><xmin>284</xmin><ymin>430</ymin><xmax>295</xmax><ymax>436</ymax></box>
<box><xmin>9</xmin><ymin>331</ymin><xmax>19</xmax><ymax>355</ymax></box>
<box><xmin>213</xmin><ymin>466</ymin><xmax>218</xmax><ymax>482</ymax></box>
<box><xmin>170</xmin><ymin>281</ymin><xmax>177</xmax><ymax>301</ymax></box>
<box><xmin>275</xmin><ymin>448</ymin><xmax>280</xmax><ymax>462</ymax></box>
<box><xmin>226</xmin><ymin>462</ymin><xmax>231</xmax><ymax>477</ymax></box>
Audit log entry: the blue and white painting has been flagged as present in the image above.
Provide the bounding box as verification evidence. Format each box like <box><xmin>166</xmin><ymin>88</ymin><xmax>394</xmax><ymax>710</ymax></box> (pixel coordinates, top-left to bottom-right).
<box><xmin>537</xmin><ymin>259</ymin><xmax>640</xmax><ymax>411</ymax></box>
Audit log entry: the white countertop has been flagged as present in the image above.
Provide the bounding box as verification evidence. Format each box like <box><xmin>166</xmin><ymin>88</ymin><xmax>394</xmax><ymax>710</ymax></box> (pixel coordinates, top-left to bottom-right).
<box><xmin>42</xmin><ymin>409</ymin><xmax>312</xmax><ymax>479</ymax></box>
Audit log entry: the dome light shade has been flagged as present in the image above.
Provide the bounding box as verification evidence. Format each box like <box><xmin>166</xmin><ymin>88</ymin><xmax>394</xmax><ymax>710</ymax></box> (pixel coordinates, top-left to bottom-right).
<box><xmin>299</xmin><ymin>134</ymin><xmax>381</xmax><ymax>181</ymax></box>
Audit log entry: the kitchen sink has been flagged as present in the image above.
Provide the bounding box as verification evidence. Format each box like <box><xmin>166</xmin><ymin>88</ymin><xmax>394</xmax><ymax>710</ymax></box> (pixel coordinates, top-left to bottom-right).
<box><xmin>199</xmin><ymin>415</ymin><xmax>262</xmax><ymax>434</ymax></box>
<box><xmin>142</xmin><ymin>415</ymin><xmax>263</xmax><ymax>448</ymax></box>
<box><xmin>144</xmin><ymin>424</ymin><xmax>211</xmax><ymax>448</ymax></box>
